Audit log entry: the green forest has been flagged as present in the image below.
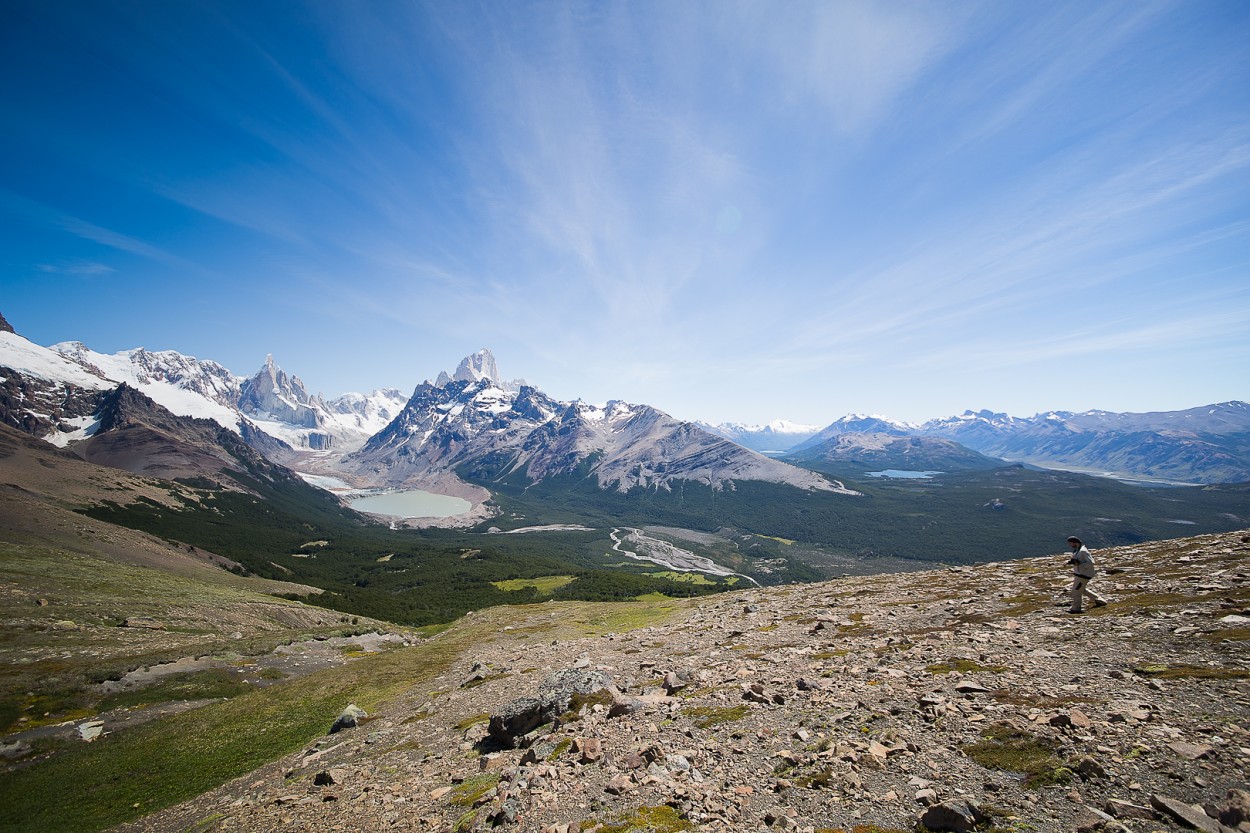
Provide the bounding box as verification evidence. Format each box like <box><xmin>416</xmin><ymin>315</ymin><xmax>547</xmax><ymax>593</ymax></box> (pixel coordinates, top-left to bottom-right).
<box><xmin>82</xmin><ymin>453</ymin><xmax>1248</xmax><ymax>628</ymax></box>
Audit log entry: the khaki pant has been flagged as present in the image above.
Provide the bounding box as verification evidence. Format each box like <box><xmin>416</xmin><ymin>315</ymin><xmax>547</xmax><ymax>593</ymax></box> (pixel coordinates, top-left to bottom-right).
<box><xmin>1070</xmin><ymin>575</ymin><xmax>1108</xmax><ymax>612</ymax></box>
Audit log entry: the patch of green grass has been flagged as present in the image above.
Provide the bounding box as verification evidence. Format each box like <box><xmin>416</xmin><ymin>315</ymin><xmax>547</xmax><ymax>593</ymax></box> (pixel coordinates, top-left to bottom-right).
<box><xmin>998</xmin><ymin>594</ymin><xmax>1053</xmax><ymax>617</ymax></box>
<box><xmin>455</xmin><ymin>808</ymin><xmax>479</xmax><ymax>833</ymax></box>
<box><xmin>491</xmin><ymin>575</ymin><xmax>575</xmax><ymax>594</ymax></box>
<box><xmin>645</xmin><ymin>570</ymin><xmax>718</xmax><ymax>585</ymax></box>
<box><xmin>96</xmin><ymin>669</ymin><xmax>253</xmax><ymax>712</ymax></box>
<box><xmin>811</xmin><ymin>649</ymin><xmax>850</xmax><ymax>660</ymax></box>
<box><xmin>1203</xmin><ymin>627</ymin><xmax>1250</xmax><ymax>642</ymax></box>
<box><xmin>582</xmin><ymin>805</ymin><xmax>694</xmax><ymax>833</ymax></box>
<box><xmin>449</xmin><ymin>773</ymin><xmax>500</xmax><ymax>807</ymax></box>
<box><xmin>0</xmin><ymin>617</ymin><xmax>497</xmax><ymax>833</ymax></box>
<box><xmin>685</xmin><ymin>704</ymin><xmax>750</xmax><ymax>729</ymax></box>
<box><xmin>926</xmin><ymin>659</ymin><xmax>1010</xmax><ymax>675</ymax></box>
<box><xmin>796</xmin><ymin>767</ymin><xmax>835</xmax><ymax>789</ymax></box>
<box><xmin>963</xmin><ymin>722</ymin><xmax>1071</xmax><ymax>789</ymax></box>
<box><xmin>571</xmin><ymin>595</ymin><xmax>690</xmax><ymax>635</ymax></box>
<box><xmin>454</xmin><ymin>713</ymin><xmax>492</xmax><ymax>732</ymax></box>
<box><xmin>181</xmin><ymin>813</ymin><xmax>227</xmax><ymax>833</ymax></box>
<box><xmin>1114</xmin><ymin>592</ymin><xmax>1199</xmax><ymax>613</ymax></box>
<box><xmin>559</xmin><ymin>688</ymin><xmax>616</xmax><ymax>722</ymax></box>
<box><xmin>547</xmin><ymin>738</ymin><xmax>573</xmax><ymax>761</ymax></box>
<box><xmin>3</xmin><ymin>690</ymin><xmax>96</xmax><ymax>733</ymax></box>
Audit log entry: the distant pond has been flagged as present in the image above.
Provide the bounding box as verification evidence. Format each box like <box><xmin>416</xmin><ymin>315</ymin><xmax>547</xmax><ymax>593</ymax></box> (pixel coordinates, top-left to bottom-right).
<box><xmin>349</xmin><ymin>490</ymin><xmax>472</xmax><ymax>519</ymax></box>
<box><xmin>866</xmin><ymin>470</ymin><xmax>943</xmax><ymax>479</ymax></box>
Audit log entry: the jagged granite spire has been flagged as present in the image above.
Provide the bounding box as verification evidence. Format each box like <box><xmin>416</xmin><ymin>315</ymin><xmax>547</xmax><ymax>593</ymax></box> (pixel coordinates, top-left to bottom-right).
<box><xmin>238</xmin><ymin>355</ymin><xmax>325</xmax><ymax>429</ymax></box>
<box><xmin>452</xmin><ymin>349</ymin><xmax>500</xmax><ymax>385</ymax></box>
<box><xmin>432</xmin><ymin>349</ymin><xmax>528</xmax><ymax>392</ymax></box>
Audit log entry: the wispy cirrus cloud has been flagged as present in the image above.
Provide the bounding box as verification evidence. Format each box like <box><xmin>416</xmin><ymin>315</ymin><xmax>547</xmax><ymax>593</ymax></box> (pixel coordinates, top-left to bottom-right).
<box><xmin>4</xmin><ymin>1</ymin><xmax>1246</xmax><ymax>421</ymax></box>
<box><xmin>36</xmin><ymin>261</ymin><xmax>114</xmax><ymax>277</ymax></box>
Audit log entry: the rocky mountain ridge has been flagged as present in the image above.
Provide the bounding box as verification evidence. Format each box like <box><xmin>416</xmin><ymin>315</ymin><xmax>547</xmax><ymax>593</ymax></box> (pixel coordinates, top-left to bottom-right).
<box><xmin>347</xmin><ymin>378</ymin><xmax>848</xmax><ymax>495</ymax></box>
<box><xmin>111</xmin><ymin>528</ymin><xmax>1250</xmax><ymax>833</ymax></box>
<box><xmin>797</xmin><ymin>406</ymin><xmax>1250</xmax><ymax>485</ymax></box>
<box><xmin>433</xmin><ymin>348</ymin><xmax>527</xmax><ymax>393</ymax></box>
<box><xmin>4</xmin><ymin>314</ymin><xmax>1248</xmax><ymax>489</ymax></box>
<box><xmin>50</xmin><ymin>340</ymin><xmax>409</xmax><ymax>454</ymax></box>
<box><xmin>70</xmin><ymin>383</ymin><xmax>309</xmax><ymax>491</ymax></box>
<box><xmin>786</xmin><ymin>432</ymin><xmax>1004</xmax><ymax>472</ymax></box>
<box><xmin>8</xmin><ymin>326</ymin><xmax>840</xmax><ymax>499</ymax></box>
<box><xmin>918</xmin><ymin>404</ymin><xmax>1250</xmax><ymax>485</ymax></box>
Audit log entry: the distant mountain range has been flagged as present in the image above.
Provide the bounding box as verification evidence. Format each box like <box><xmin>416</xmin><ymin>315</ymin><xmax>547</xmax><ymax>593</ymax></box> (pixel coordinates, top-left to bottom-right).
<box><xmin>790</xmin><ymin>407</ymin><xmax>1250</xmax><ymax>485</ymax></box>
<box><xmin>786</xmin><ymin>431</ymin><xmax>1004</xmax><ymax>473</ymax></box>
<box><xmin>49</xmin><ymin>341</ymin><xmax>409</xmax><ymax>454</ymax></box>
<box><xmin>696</xmin><ymin>420</ymin><xmax>822</xmax><ymax>453</ymax></box>
<box><xmin>2</xmin><ymin>311</ymin><xmax>1247</xmax><ymax>517</ymax></box>
<box><xmin>0</xmin><ymin>320</ymin><xmax>849</xmax><ymax>507</ymax></box>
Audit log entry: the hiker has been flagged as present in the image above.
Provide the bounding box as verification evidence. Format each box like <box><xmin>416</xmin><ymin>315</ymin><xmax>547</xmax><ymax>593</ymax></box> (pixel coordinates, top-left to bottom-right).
<box><xmin>1065</xmin><ymin>536</ymin><xmax>1108</xmax><ymax>613</ymax></box>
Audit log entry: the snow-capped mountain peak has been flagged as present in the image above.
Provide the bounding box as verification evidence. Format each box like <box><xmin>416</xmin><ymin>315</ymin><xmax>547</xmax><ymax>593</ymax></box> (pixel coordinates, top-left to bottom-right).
<box><xmin>695</xmin><ymin>419</ymin><xmax>823</xmax><ymax>453</ymax></box>
<box><xmin>238</xmin><ymin>355</ymin><xmax>324</xmax><ymax>429</ymax></box>
<box><xmin>347</xmin><ymin>378</ymin><xmax>849</xmax><ymax>495</ymax></box>
<box><xmin>235</xmin><ymin>356</ymin><xmax>412</xmax><ymax>453</ymax></box>
<box><xmin>455</xmin><ymin>349</ymin><xmax>500</xmax><ymax>385</ymax></box>
<box><xmin>4</xmin><ymin>334</ymin><xmax>112</xmax><ymax>391</ymax></box>
<box><xmin>833</xmin><ymin>413</ymin><xmax>916</xmax><ymax>432</ymax></box>
<box><xmin>50</xmin><ymin>340</ymin><xmax>244</xmax><ymax>430</ymax></box>
<box><xmin>432</xmin><ymin>349</ymin><xmax>527</xmax><ymax>393</ymax></box>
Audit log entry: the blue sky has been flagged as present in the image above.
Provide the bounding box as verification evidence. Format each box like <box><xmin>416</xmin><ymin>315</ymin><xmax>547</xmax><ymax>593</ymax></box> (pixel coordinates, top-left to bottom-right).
<box><xmin>2</xmin><ymin>1</ymin><xmax>1247</xmax><ymax>426</ymax></box>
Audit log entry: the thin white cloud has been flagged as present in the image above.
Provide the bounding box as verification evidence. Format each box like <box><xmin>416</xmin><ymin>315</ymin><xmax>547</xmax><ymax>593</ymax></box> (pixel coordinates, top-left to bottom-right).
<box><xmin>0</xmin><ymin>189</ymin><xmax>197</xmax><ymax>274</ymax></box>
<box><xmin>736</xmin><ymin>0</ymin><xmax>968</xmax><ymax>134</ymax></box>
<box><xmin>36</xmin><ymin>261</ymin><xmax>115</xmax><ymax>277</ymax></box>
<box><xmin>908</xmin><ymin>300</ymin><xmax>1250</xmax><ymax>371</ymax></box>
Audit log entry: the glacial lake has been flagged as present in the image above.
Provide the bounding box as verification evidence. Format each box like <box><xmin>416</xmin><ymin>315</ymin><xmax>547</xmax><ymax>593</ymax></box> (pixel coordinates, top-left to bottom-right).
<box><xmin>349</xmin><ymin>490</ymin><xmax>472</xmax><ymax>519</ymax></box>
<box><xmin>866</xmin><ymin>469</ymin><xmax>943</xmax><ymax>479</ymax></box>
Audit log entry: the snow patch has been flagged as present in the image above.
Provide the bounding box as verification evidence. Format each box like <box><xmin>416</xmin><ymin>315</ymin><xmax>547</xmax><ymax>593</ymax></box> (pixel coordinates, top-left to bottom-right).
<box><xmin>44</xmin><ymin>415</ymin><xmax>102</xmax><ymax>447</ymax></box>
<box><xmin>0</xmin><ymin>332</ymin><xmax>111</xmax><ymax>390</ymax></box>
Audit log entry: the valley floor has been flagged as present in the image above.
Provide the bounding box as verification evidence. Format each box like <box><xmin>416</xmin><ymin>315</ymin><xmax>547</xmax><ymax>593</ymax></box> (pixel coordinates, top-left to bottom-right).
<box><xmin>110</xmin><ymin>530</ymin><xmax>1250</xmax><ymax>833</ymax></box>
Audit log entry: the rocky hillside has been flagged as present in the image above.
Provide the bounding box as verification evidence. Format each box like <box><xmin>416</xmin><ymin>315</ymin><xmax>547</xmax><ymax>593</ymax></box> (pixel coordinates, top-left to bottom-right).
<box><xmin>114</xmin><ymin>529</ymin><xmax>1250</xmax><ymax>833</ymax></box>
<box><xmin>66</xmin><ymin>383</ymin><xmax>298</xmax><ymax>490</ymax></box>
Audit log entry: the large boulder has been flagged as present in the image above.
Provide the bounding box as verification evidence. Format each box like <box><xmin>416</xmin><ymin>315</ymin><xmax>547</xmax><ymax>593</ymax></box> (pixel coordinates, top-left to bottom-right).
<box><xmin>920</xmin><ymin>800</ymin><xmax>990</xmax><ymax>832</ymax></box>
<box><xmin>329</xmin><ymin>704</ymin><xmax>367</xmax><ymax>734</ymax></box>
<box><xmin>487</xmin><ymin>668</ymin><xmax>617</xmax><ymax>747</ymax></box>
<box><xmin>488</xmin><ymin>695</ymin><xmax>549</xmax><ymax>743</ymax></box>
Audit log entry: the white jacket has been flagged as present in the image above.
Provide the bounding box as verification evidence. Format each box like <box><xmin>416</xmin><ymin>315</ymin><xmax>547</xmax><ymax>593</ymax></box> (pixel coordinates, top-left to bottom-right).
<box><xmin>1070</xmin><ymin>545</ymin><xmax>1096</xmax><ymax>578</ymax></box>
